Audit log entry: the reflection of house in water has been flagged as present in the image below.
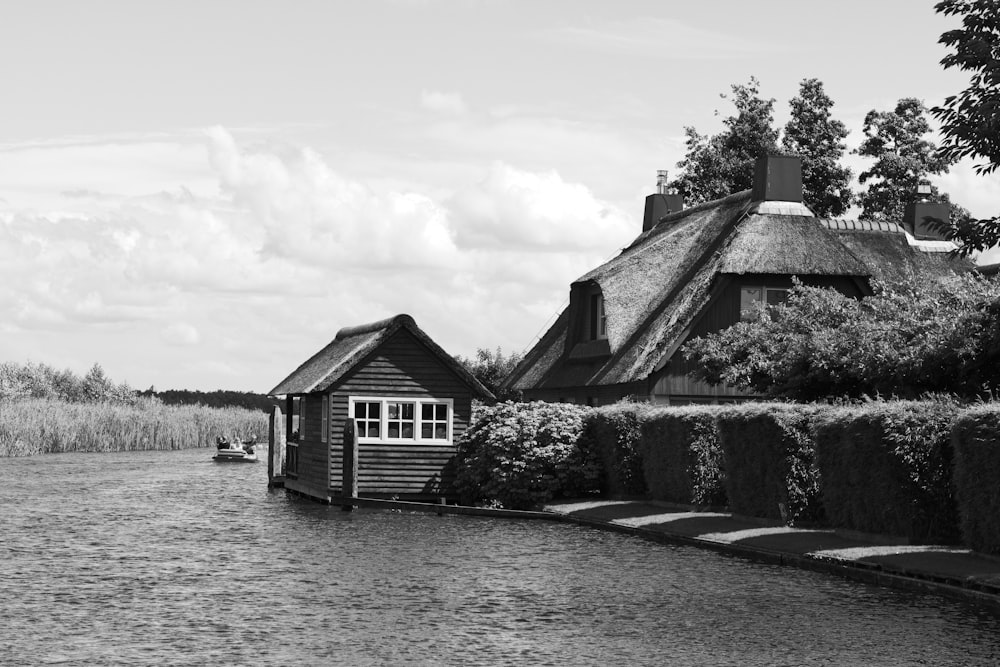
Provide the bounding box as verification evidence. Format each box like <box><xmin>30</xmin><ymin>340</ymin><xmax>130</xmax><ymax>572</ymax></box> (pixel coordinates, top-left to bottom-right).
<box><xmin>269</xmin><ymin>314</ymin><xmax>494</xmax><ymax>503</ymax></box>
<box><xmin>504</xmin><ymin>155</ymin><xmax>970</xmax><ymax>406</ymax></box>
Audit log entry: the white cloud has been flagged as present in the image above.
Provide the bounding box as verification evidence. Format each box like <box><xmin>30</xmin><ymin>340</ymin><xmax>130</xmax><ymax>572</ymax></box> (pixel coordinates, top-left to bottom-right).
<box><xmin>420</xmin><ymin>90</ymin><xmax>468</xmax><ymax>115</ymax></box>
<box><xmin>162</xmin><ymin>322</ymin><xmax>200</xmax><ymax>346</ymax></box>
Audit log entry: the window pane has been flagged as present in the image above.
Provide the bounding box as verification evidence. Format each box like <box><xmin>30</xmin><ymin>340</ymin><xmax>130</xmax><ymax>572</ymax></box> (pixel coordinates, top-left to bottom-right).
<box><xmin>435</xmin><ymin>404</ymin><xmax>447</xmax><ymax>419</ymax></box>
<box><xmin>388</xmin><ymin>403</ymin><xmax>399</xmax><ymax>419</ymax></box>
<box><xmin>402</xmin><ymin>423</ymin><xmax>413</xmax><ymax>438</ymax></box>
<box><xmin>435</xmin><ymin>424</ymin><xmax>447</xmax><ymax>439</ymax></box>
<box><xmin>367</xmin><ymin>423</ymin><xmax>380</xmax><ymax>438</ymax></box>
<box><xmin>355</xmin><ymin>403</ymin><xmax>365</xmax><ymax>418</ymax></box>
<box><xmin>370</xmin><ymin>402</ymin><xmax>380</xmax><ymax>418</ymax></box>
<box><xmin>388</xmin><ymin>423</ymin><xmax>399</xmax><ymax>438</ymax></box>
<box><xmin>766</xmin><ymin>288</ymin><xmax>789</xmax><ymax>305</ymax></box>
<box><xmin>421</xmin><ymin>423</ymin><xmax>433</xmax><ymax>438</ymax></box>
<box><xmin>422</xmin><ymin>404</ymin><xmax>433</xmax><ymax>420</ymax></box>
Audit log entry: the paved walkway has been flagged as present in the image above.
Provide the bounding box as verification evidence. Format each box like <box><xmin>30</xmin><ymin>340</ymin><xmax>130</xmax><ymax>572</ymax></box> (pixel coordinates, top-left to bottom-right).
<box><xmin>543</xmin><ymin>499</ymin><xmax>1000</xmax><ymax>608</ymax></box>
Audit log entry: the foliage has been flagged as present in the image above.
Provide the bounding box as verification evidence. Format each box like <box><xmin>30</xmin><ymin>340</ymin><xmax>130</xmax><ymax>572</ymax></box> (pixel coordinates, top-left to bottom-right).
<box><xmin>671</xmin><ymin>77</ymin><xmax>779</xmax><ymax>204</ymax></box>
<box><xmin>0</xmin><ymin>396</ymin><xmax>268</xmax><ymax>457</ymax></box>
<box><xmin>1</xmin><ymin>361</ymin><xmax>137</xmax><ymax>405</ymax></box>
<box><xmin>454</xmin><ymin>347</ymin><xmax>524</xmax><ymax>402</ymax></box>
<box><xmin>139</xmin><ymin>388</ymin><xmax>278</xmax><ymax>413</ymax></box>
<box><xmin>638</xmin><ymin>406</ymin><xmax>727</xmax><ymax>507</ymax></box>
<box><xmin>781</xmin><ymin>78</ymin><xmax>853</xmax><ymax>217</ymax></box>
<box><xmin>452</xmin><ymin>401</ymin><xmax>599</xmax><ymax>509</ymax></box>
<box><xmin>951</xmin><ymin>405</ymin><xmax>1000</xmax><ymax>554</ymax></box>
<box><xmin>854</xmin><ymin>98</ymin><xmax>955</xmax><ymax>222</ymax></box>
<box><xmin>682</xmin><ymin>273</ymin><xmax>1000</xmax><ymax>401</ymax></box>
<box><xmin>814</xmin><ymin>399</ymin><xmax>961</xmax><ymax>544</ymax></box>
<box><xmin>929</xmin><ymin>0</ymin><xmax>1000</xmax><ymax>254</ymax></box>
<box><xmin>577</xmin><ymin>403</ymin><xmax>651</xmax><ymax>496</ymax></box>
<box><xmin>716</xmin><ymin>403</ymin><xmax>823</xmax><ymax>525</ymax></box>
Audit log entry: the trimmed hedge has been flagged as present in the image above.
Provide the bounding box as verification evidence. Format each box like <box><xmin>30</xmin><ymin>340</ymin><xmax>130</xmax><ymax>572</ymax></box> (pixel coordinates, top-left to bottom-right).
<box><xmin>814</xmin><ymin>400</ymin><xmax>961</xmax><ymax>544</ymax></box>
<box><xmin>717</xmin><ymin>403</ymin><xmax>823</xmax><ymax>525</ymax></box>
<box><xmin>638</xmin><ymin>406</ymin><xmax>727</xmax><ymax>507</ymax></box>
<box><xmin>577</xmin><ymin>404</ymin><xmax>651</xmax><ymax>496</ymax></box>
<box><xmin>951</xmin><ymin>406</ymin><xmax>1000</xmax><ymax>555</ymax></box>
<box><xmin>452</xmin><ymin>401</ymin><xmax>599</xmax><ymax>509</ymax></box>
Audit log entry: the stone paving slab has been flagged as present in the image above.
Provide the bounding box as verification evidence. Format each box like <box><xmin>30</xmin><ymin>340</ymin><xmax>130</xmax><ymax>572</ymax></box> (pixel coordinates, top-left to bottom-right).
<box><xmin>544</xmin><ymin>499</ymin><xmax>1000</xmax><ymax>607</ymax></box>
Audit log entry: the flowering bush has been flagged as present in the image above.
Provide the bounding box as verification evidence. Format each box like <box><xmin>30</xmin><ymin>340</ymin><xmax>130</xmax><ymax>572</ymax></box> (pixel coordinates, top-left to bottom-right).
<box><xmin>453</xmin><ymin>401</ymin><xmax>599</xmax><ymax>509</ymax></box>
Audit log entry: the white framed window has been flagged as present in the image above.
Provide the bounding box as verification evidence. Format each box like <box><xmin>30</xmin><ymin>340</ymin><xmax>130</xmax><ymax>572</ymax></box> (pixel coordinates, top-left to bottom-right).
<box><xmin>289</xmin><ymin>396</ymin><xmax>304</xmax><ymax>441</ymax></box>
<box><xmin>349</xmin><ymin>396</ymin><xmax>454</xmax><ymax>445</ymax></box>
<box><xmin>740</xmin><ymin>286</ymin><xmax>789</xmax><ymax>321</ymax></box>
<box><xmin>589</xmin><ymin>292</ymin><xmax>607</xmax><ymax>340</ymax></box>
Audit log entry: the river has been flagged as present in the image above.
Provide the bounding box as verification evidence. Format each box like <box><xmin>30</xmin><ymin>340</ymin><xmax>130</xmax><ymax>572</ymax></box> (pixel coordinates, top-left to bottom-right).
<box><xmin>2</xmin><ymin>447</ymin><xmax>999</xmax><ymax>665</ymax></box>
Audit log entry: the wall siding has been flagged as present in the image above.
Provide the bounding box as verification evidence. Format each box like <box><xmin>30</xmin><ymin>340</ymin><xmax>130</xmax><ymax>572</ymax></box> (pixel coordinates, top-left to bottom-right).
<box><xmin>325</xmin><ymin>328</ymin><xmax>475</xmax><ymax>499</ymax></box>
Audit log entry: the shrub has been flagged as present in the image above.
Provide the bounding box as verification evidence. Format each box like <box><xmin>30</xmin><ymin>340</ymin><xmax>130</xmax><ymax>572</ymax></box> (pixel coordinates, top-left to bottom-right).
<box><xmin>950</xmin><ymin>406</ymin><xmax>1000</xmax><ymax>554</ymax></box>
<box><xmin>717</xmin><ymin>403</ymin><xmax>823</xmax><ymax>525</ymax></box>
<box><xmin>453</xmin><ymin>401</ymin><xmax>598</xmax><ymax>509</ymax></box>
<box><xmin>638</xmin><ymin>406</ymin><xmax>727</xmax><ymax>507</ymax></box>
<box><xmin>814</xmin><ymin>399</ymin><xmax>961</xmax><ymax>544</ymax></box>
<box><xmin>577</xmin><ymin>403</ymin><xmax>651</xmax><ymax>496</ymax></box>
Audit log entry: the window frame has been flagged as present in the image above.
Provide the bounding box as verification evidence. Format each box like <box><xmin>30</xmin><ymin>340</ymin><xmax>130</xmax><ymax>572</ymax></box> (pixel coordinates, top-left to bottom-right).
<box><xmin>739</xmin><ymin>285</ymin><xmax>789</xmax><ymax>321</ymax></box>
<box><xmin>348</xmin><ymin>396</ymin><xmax>454</xmax><ymax>445</ymax></box>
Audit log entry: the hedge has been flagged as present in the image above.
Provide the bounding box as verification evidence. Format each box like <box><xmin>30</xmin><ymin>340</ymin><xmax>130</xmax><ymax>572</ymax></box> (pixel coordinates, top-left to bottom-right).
<box><xmin>638</xmin><ymin>406</ymin><xmax>727</xmax><ymax>507</ymax></box>
<box><xmin>577</xmin><ymin>404</ymin><xmax>651</xmax><ymax>496</ymax></box>
<box><xmin>452</xmin><ymin>401</ymin><xmax>599</xmax><ymax>509</ymax></box>
<box><xmin>716</xmin><ymin>403</ymin><xmax>823</xmax><ymax>525</ymax></box>
<box><xmin>814</xmin><ymin>400</ymin><xmax>961</xmax><ymax>544</ymax></box>
<box><xmin>951</xmin><ymin>406</ymin><xmax>1000</xmax><ymax>555</ymax></box>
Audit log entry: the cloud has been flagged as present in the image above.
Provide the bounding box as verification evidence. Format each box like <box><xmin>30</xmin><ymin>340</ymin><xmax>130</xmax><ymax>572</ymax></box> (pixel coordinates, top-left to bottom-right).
<box><xmin>420</xmin><ymin>90</ymin><xmax>468</xmax><ymax>115</ymax></box>
<box><xmin>537</xmin><ymin>17</ymin><xmax>791</xmax><ymax>60</ymax></box>
<box><xmin>162</xmin><ymin>322</ymin><xmax>200</xmax><ymax>346</ymax></box>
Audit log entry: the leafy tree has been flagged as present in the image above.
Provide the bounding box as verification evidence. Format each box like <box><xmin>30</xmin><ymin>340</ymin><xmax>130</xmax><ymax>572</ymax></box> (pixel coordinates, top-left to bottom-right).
<box><xmin>682</xmin><ymin>274</ymin><xmax>1000</xmax><ymax>401</ymax></box>
<box><xmin>672</xmin><ymin>77</ymin><xmax>779</xmax><ymax>204</ymax></box>
<box><xmin>455</xmin><ymin>347</ymin><xmax>524</xmax><ymax>402</ymax></box>
<box><xmin>854</xmin><ymin>98</ymin><xmax>955</xmax><ymax>222</ymax></box>
<box><xmin>782</xmin><ymin>78</ymin><xmax>853</xmax><ymax>217</ymax></box>
<box><xmin>928</xmin><ymin>0</ymin><xmax>1000</xmax><ymax>254</ymax></box>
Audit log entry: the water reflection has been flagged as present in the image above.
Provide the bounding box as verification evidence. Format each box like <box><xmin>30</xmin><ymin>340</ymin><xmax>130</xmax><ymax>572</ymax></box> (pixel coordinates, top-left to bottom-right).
<box><xmin>2</xmin><ymin>448</ymin><xmax>999</xmax><ymax>665</ymax></box>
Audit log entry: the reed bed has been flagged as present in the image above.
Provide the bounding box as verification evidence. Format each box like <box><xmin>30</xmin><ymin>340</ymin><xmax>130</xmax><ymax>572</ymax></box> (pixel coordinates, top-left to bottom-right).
<box><xmin>0</xmin><ymin>397</ymin><xmax>269</xmax><ymax>457</ymax></box>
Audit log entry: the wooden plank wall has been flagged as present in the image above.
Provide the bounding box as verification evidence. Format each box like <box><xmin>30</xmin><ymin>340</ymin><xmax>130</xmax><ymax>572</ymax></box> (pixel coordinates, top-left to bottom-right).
<box><xmin>328</xmin><ymin>328</ymin><xmax>473</xmax><ymax>498</ymax></box>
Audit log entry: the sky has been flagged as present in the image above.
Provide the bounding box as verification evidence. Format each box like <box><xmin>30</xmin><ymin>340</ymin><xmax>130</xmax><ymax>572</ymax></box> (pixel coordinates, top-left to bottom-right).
<box><xmin>1</xmin><ymin>0</ymin><xmax>996</xmax><ymax>393</ymax></box>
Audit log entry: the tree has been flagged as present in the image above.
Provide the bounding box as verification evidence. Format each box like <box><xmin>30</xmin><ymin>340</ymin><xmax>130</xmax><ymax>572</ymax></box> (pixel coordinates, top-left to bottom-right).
<box><xmin>782</xmin><ymin>78</ymin><xmax>853</xmax><ymax>217</ymax></box>
<box><xmin>672</xmin><ymin>77</ymin><xmax>779</xmax><ymax>204</ymax></box>
<box><xmin>454</xmin><ymin>347</ymin><xmax>524</xmax><ymax>402</ymax></box>
<box><xmin>928</xmin><ymin>0</ymin><xmax>1000</xmax><ymax>254</ymax></box>
<box><xmin>854</xmin><ymin>98</ymin><xmax>955</xmax><ymax>222</ymax></box>
<box><xmin>681</xmin><ymin>275</ymin><xmax>1000</xmax><ymax>401</ymax></box>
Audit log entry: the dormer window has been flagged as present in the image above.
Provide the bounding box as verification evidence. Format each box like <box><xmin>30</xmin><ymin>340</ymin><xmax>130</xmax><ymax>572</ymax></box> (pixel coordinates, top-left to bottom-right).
<box><xmin>589</xmin><ymin>292</ymin><xmax>607</xmax><ymax>340</ymax></box>
<box><xmin>740</xmin><ymin>286</ymin><xmax>789</xmax><ymax>321</ymax></box>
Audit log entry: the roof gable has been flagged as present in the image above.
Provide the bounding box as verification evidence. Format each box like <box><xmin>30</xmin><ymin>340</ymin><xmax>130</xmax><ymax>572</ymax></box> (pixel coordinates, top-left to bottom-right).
<box><xmin>269</xmin><ymin>314</ymin><xmax>494</xmax><ymax>399</ymax></box>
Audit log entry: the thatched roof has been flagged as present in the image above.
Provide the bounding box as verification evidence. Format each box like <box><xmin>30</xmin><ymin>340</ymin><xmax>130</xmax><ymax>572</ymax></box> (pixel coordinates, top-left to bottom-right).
<box><xmin>506</xmin><ymin>190</ymin><xmax>970</xmax><ymax>393</ymax></box>
<box><xmin>269</xmin><ymin>314</ymin><xmax>494</xmax><ymax>399</ymax></box>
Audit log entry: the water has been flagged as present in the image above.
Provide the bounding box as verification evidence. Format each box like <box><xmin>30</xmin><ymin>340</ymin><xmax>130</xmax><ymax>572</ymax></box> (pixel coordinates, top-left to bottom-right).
<box><xmin>2</xmin><ymin>448</ymin><xmax>999</xmax><ymax>666</ymax></box>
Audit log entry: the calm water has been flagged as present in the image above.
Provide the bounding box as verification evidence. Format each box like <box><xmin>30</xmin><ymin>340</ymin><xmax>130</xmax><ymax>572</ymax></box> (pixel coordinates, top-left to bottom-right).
<box><xmin>2</xmin><ymin>448</ymin><xmax>1000</xmax><ymax>666</ymax></box>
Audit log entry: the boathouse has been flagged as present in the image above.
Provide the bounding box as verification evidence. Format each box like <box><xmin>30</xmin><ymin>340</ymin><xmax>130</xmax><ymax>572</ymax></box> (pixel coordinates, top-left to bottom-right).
<box><xmin>503</xmin><ymin>155</ymin><xmax>972</xmax><ymax>406</ymax></box>
<box><xmin>269</xmin><ymin>314</ymin><xmax>494</xmax><ymax>503</ymax></box>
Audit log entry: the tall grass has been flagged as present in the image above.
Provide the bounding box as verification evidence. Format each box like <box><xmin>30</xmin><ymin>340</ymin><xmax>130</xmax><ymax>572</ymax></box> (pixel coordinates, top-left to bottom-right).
<box><xmin>0</xmin><ymin>397</ymin><xmax>269</xmax><ymax>457</ymax></box>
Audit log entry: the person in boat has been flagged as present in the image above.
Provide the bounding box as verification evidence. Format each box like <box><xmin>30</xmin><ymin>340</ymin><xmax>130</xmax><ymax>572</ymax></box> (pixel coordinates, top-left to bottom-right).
<box><xmin>216</xmin><ymin>434</ymin><xmax>230</xmax><ymax>449</ymax></box>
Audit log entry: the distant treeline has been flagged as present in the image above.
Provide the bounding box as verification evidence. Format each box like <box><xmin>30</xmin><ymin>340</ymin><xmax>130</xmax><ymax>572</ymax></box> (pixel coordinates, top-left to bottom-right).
<box><xmin>140</xmin><ymin>389</ymin><xmax>279</xmax><ymax>413</ymax></box>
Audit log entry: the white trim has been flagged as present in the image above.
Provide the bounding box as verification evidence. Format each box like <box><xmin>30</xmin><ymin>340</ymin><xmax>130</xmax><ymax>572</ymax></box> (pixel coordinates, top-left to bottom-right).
<box><xmin>348</xmin><ymin>396</ymin><xmax>455</xmax><ymax>445</ymax></box>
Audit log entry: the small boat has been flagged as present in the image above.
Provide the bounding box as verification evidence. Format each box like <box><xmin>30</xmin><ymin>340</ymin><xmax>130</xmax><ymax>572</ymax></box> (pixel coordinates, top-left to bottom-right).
<box><xmin>213</xmin><ymin>436</ymin><xmax>259</xmax><ymax>463</ymax></box>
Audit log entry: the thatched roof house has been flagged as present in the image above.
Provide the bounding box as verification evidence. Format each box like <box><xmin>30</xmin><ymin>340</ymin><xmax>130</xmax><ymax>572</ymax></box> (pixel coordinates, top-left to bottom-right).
<box><xmin>504</xmin><ymin>155</ymin><xmax>970</xmax><ymax>406</ymax></box>
<box><xmin>270</xmin><ymin>314</ymin><xmax>494</xmax><ymax>502</ymax></box>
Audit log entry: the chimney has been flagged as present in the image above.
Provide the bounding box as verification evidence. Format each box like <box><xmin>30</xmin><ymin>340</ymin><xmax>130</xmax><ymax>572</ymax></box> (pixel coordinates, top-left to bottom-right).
<box><xmin>752</xmin><ymin>154</ymin><xmax>802</xmax><ymax>203</ymax></box>
<box><xmin>903</xmin><ymin>183</ymin><xmax>950</xmax><ymax>240</ymax></box>
<box><xmin>642</xmin><ymin>170</ymin><xmax>684</xmax><ymax>232</ymax></box>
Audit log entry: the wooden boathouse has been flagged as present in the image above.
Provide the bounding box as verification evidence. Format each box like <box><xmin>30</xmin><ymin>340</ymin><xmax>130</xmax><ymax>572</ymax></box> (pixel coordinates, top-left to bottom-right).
<box><xmin>268</xmin><ymin>314</ymin><xmax>494</xmax><ymax>503</ymax></box>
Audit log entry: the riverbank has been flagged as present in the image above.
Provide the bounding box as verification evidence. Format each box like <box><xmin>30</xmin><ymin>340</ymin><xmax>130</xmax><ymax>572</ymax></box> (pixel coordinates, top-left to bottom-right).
<box><xmin>544</xmin><ymin>499</ymin><xmax>1000</xmax><ymax>610</ymax></box>
<box><xmin>314</xmin><ymin>492</ymin><xmax>1000</xmax><ymax>609</ymax></box>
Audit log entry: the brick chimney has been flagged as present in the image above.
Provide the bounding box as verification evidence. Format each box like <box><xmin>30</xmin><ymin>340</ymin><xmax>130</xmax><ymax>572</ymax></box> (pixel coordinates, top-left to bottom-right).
<box><xmin>752</xmin><ymin>155</ymin><xmax>802</xmax><ymax>202</ymax></box>
<box><xmin>642</xmin><ymin>170</ymin><xmax>684</xmax><ymax>232</ymax></box>
<box><xmin>903</xmin><ymin>184</ymin><xmax>950</xmax><ymax>240</ymax></box>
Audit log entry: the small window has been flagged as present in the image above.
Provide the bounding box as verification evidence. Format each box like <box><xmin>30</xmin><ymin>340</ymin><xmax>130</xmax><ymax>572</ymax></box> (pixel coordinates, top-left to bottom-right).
<box><xmin>289</xmin><ymin>396</ymin><xmax>305</xmax><ymax>441</ymax></box>
<box><xmin>320</xmin><ymin>395</ymin><xmax>329</xmax><ymax>443</ymax></box>
<box><xmin>420</xmin><ymin>403</ymin><xmax>449</xmax><ymax>440</ymax></box>
<box><xmin>386</xmin><ymin>402</ymin><xmax>415</xmax><ymax>439</ymax></box>
<box><xmin>350</xmin><ymin>397</ymin><xmax>453</xmax><ymax>444</ymax></box>
<box><xmin>589</xmin><ymin>292</ymin><xmax>607</xmax><ymax>340</ymax></box>
<box><xmin>354</xmin><ymin>401</ymin><xmax>381</xmax><ymax>438</ymax></box>
<box><xmin>740</xmin><ymin>286</ymin><xmax>788</xmax><ymax>321</ymax></box>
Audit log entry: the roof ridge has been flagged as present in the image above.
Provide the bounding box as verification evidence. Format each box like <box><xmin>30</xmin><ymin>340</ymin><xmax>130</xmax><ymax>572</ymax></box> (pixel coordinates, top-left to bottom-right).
<box><xmin>625</xmin><ymin>189</ymin><xmax>753</xmax><ymax>251</ymax></box>
<box><xmin>335</xmin><ymin>314</ymin><xmax>415</xmax><ymax>340</ymax></box>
